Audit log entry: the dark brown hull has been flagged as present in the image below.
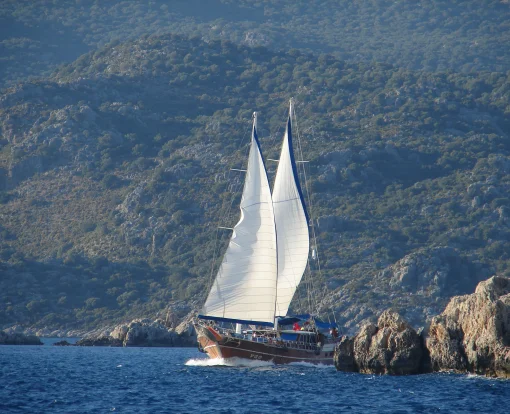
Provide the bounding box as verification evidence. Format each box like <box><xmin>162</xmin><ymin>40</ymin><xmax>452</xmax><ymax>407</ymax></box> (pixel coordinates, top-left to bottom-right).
<box><xmin>196</xmin><ymin>325</ymin><xmax>334</xmax><ymax>365</ymax></box>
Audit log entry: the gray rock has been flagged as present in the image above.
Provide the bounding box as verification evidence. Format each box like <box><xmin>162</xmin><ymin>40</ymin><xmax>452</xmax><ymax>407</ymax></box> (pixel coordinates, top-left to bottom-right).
<box><xmin>426</xmin><ymin>276</ymin><xmax>510</xmax><ymax>378</ymax></box>
<box><xmin>113</xmin><ymin>318</ymin><xmax>175</xmax><ymax>347</ymax></box>
<box><xmin>334</xmin><ymin>336</ymin><xmax>356</xmax><ymax>372</ymax></box>
<box><xmin>335</xmin><ymin>311</ymin><xmax>425</xmax><ymax>375</ymax></box>
<box><xmin>76</xmin><ymin>313</ymin><xmax>197</xmax><ymax>348</ymax></box>
<box><xmin>0</xmin><ymin>330</ymin><xmax>43</xmax><ymax>345</ymax></box>
<box><xmin>118</xmin><ymin>182</ymin><xmax>146</xmax><ymax>215</ymax></box>
<box><xmin>243</xmin><ymin>31</ymin><xmax>271</xmax><ymax>47</ymax></box>
<box><xmin>358</xmin><ymin>311</ymin><xmax>424</xmax><ymax>375</ymax></box>
<box><xmin>53</xmin><ymin>340</ymin><xmax>72</xmax><ymax>346</ymax></box>
<box><xmin>426</xmin><ymin>315</ymin><xmax>468</xmax><ymax>372</ymax></box>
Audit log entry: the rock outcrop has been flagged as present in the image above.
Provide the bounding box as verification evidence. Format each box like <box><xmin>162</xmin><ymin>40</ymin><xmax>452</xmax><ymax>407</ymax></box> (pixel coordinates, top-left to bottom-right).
<box><xmin>53</xmin><ymin>340</ymin><xmax>73</xmax><ymax>346</ymax></box>
<box><xmin>335</xmin><ymin>276</ymin><xmax>510</xmax><ymax>378</ymax></box>
<box><xmin>0</xmin><ymin>330</ymin><xmax>43</xmax><ymax>345</ymax></box>
<box><xmin>334</xmin><ymin>310</ymin><xmax>425</xmax><ymax>375</ymax></box>
<box><xmin>110</xmin><ymin>318</ymin><xmax>176</xmax><ymax>347</ymax></box>
<box><xmin>76</xmin><ymin>315</ymin><xmax>197</xmax><ymax>347</ymax></box>
<box><xmin>426</xmin><ymin>276</ymin><xmax>510</xmax><ymax>378</ymax></box>
<box><xmin>333</xmin><ymin>336</ymin><xmax>356</xmax><ymax>372</ymax></box>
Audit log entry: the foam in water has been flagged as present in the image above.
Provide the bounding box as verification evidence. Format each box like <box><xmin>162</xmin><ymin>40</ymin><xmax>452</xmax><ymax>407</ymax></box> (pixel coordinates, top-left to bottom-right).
<box><xmin>288</xmin><ymin>361</ymin><xmax>335</xmax><ymax>369</ymax></box>
<box><xmin>186</xmin><ymin>357</ymin><xmax>334</xmax><ymax>369</ymax></box>
<box><xmin>185</xmin><ymin>357</ymin><xmax>275</xmax><ymax>368</ymax></box>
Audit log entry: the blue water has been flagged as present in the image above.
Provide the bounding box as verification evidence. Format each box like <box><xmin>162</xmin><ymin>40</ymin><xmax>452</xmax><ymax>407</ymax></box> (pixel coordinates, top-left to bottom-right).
<box><xmin>0</xmin><ymin>341</ymin><xmax>508</xmax><ymax>413</ymax></box>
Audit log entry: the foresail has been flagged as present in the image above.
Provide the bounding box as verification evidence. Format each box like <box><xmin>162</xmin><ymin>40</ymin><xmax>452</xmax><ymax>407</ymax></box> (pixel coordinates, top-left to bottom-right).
<box><xmin>272</xmin><ymin>103</ymin><xmax>310</xmax><ymax>317</ymax></box>
<box><xmin>201</xmin><ymin>116</ymin><xmax>277</xmax><ymax>325</ymax></box>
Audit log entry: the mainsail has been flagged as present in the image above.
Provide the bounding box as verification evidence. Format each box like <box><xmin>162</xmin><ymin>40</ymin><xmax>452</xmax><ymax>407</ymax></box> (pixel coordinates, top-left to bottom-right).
<box><xmin>200</xmin><ymin>102</ymin><xmax>310</xmax><ymax>326</ymax></box>
<box><xmin>272</xmin><ymin>101</ymin><xmax>310</xmax><ymax>317</ymax></box>
<box><xmin>200</xmin><ymin>114</ymin><xmax>278</xmax><ymax>325</ymax></box>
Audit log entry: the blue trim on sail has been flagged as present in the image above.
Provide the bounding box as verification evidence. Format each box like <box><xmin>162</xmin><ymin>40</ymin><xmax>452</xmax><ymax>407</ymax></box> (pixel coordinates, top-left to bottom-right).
<box><xmin>286</xmin><ymin>116</ymin><xmax>310</xmax><ymax>223</ymax></box>
<box><xmin>198</xmin><ymin>314</ymin><xmax>274</xmax><ymax>327</ymax></box>
<box><xmin>252</xmin><ymin>121</ymin><xmax>266</xmax><ymax>170</ymax></box>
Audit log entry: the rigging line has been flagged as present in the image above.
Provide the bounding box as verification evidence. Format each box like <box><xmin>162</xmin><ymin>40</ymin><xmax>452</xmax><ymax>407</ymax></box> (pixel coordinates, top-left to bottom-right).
<box><xmin>292</xmin><ymin>100</ymin><xmax>315</xmax><ymax>313</ymax></box>
<box><xmin>304</xmin><ymin>161</ymin><xmax>325</xmax><ymax>310</ymax></box>
<box><xmin>294</xmin><ymin>99</ymin><xmax>325</xmax><ymax>315</ymax></box>
<box><xmin>293</xmin><ymin>101</ymin><xmax>315</xmax><ymax>315</ymax></box>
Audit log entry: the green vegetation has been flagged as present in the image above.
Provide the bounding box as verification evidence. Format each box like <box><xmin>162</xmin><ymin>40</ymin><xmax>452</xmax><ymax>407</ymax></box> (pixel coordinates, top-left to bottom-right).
<box><xmin>0</xmin><ymin>2</ymin><xmax>510</xmax><ymax>332</ymax></box>
<box><xmin>1</xmin><ymin>1</ymin><xmax>509</xmax><ymax>88</ymax></box>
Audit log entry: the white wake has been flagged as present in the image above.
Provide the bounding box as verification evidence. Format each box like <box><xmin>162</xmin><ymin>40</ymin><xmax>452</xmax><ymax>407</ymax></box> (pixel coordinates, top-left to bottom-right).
<box><xmin>185</xmin><ymin>357</ymin><xmax>275</xmax><ymax>368</ymax></box>
<box><xmin>288</xmin><ymin>361</ymin><xmax>335</xmax><ymax>369</ymax></box>
<box><xmin>186</xmin><ymin>357</ymin><xmax>334</xmax><ymax>369</ymax></box>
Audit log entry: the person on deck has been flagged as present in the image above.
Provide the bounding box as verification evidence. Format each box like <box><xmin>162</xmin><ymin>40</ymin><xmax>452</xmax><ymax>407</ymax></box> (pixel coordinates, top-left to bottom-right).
<box><xmin>293</xmin><ymin>322</ymin><xmax>300</xmax><ymax>331</ymax></box>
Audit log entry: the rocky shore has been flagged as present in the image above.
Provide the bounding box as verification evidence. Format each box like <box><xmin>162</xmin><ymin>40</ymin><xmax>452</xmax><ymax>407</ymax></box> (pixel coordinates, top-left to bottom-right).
<box><xmin>75</xmin><ymin>314</ymin><xmax>197</xmax><ymax>347</ymax></box>
<box><xmin>2</xmin><ymin>310</ymin><xmax>197</xmax><ymax>348</ymax></box>
<box><xmin>334</xmin><ymin>276</ymin><xmax>510</xmax><ymax>378</ymax></box>
<box><xmin>0</xmin><ymin>330</ymin><xmax>42</xmax><ymax>345</ymax></box>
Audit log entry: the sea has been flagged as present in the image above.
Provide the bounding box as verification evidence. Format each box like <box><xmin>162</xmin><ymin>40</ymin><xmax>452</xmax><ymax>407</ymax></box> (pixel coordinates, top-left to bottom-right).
<box><xmin>0</xmin><ymin>339</ymin><xmax>508</xmax><ymax>413</ymax></box>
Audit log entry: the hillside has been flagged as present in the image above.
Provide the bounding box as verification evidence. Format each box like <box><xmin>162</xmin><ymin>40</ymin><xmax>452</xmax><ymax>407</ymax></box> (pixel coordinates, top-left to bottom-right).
<box><xmin>1</xmin><ymin>32</ymin><xmax>510</xmax><ymax>333</ymax></box>
<box><xmin>1</xmin><ymin>0</ymin><xmax>510</xmax><ymax>88</ymax></box>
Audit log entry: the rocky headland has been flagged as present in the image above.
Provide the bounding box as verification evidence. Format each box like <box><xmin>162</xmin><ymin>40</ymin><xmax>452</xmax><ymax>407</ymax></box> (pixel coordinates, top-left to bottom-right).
<box><xmin>334</xmin><ymin>276</ymin><xmax>510</xmax><ymax>378</ymax></box>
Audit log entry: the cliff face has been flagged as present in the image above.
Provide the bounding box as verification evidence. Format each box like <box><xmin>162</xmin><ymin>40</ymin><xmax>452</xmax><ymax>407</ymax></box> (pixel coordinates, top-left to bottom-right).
<box><xmin>335</xmin><ymin>277</ymin><xmax>510</xmax><ymax>378</ymax></box>
<box><xmin>426</xmin><ymin>276</ymin><xmax>510</xmax><ymax>378</ymax></box>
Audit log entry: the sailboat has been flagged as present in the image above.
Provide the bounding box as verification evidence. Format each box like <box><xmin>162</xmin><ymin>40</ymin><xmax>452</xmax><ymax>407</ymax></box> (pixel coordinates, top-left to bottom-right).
<box><xmin>194</xmin><ymin>100</ymin><xmax>338</xmax><ymax>365</ymax></box>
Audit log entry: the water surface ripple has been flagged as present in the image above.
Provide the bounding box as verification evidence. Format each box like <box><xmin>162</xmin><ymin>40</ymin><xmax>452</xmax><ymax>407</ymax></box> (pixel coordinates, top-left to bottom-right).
<box><xmin>0</xmin><ymin>342</ymin><xmax>508</xmax><ymax>413</ymax></box>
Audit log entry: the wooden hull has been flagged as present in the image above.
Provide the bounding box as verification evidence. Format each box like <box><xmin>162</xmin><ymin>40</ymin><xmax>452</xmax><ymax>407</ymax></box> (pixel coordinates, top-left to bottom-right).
<box><xmin>196</xmin><ymin>325</ymin><xmax>334</xmax><ymax>365</ymax></box>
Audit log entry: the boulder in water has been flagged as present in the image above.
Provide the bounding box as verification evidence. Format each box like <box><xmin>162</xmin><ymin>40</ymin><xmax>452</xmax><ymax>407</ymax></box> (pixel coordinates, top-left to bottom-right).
<box><xmin>351</xmin><ymin>311</ymin><xmax>425</xmax><ymax>375</ymax></box>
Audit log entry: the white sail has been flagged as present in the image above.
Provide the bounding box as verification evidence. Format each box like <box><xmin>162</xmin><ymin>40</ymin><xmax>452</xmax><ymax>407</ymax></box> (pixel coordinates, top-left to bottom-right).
<box><xmin>272</xmin><ymin>101</ymin><xmax>310</xmax><ymax>317</ymax></box>
<box><xmin>201</xmin><ymin>114</ymin><xmax>278</xmax><ymax>325</ymax></box>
